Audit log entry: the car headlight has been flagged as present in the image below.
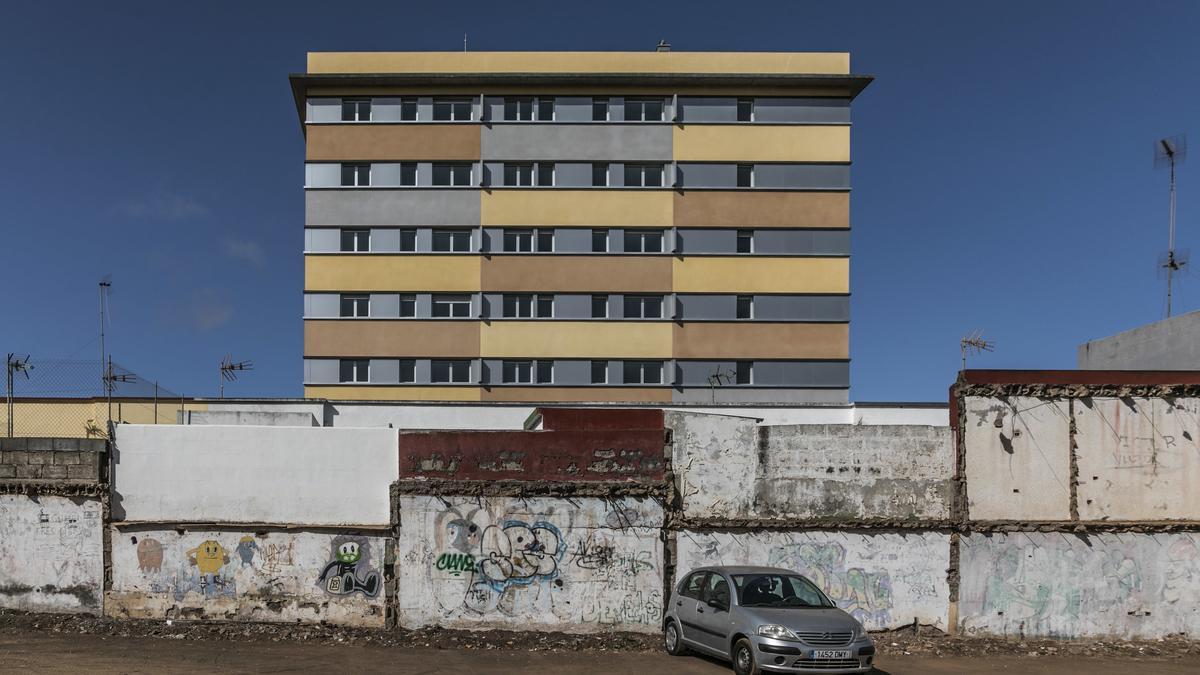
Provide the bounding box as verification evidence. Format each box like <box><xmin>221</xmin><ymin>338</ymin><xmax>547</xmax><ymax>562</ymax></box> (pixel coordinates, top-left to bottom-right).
<box><xmin>757</xmin><ymin>624</ymin><xmax>799</xmax><ymax>641</ymax></box>
<box><xmin>853</xmin><ymin>622</ymin><xmax>868</xmax><ymax>641</ymax></box>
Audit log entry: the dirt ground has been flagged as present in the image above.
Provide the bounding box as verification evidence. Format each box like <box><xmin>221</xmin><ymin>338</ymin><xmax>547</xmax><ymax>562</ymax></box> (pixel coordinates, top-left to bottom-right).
<box><xmin>1</xmin><ymin>610</ymin><xmax>1197</xmax><ymax>674</ymax></box>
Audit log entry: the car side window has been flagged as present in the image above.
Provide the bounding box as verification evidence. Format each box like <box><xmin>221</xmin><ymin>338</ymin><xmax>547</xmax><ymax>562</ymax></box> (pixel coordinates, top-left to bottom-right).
<box><xmin>705</xmin><ymin>574</ymin><xmax>731</xmax><ymax>608</ymax></box>
<box><xmin>680</xmin><ymin>572</ymin><xmax>707</xmax><ymax>600</ymax></box>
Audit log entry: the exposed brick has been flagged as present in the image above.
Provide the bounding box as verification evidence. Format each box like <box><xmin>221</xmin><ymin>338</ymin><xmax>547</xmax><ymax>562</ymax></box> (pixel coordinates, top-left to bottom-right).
<box><xmin>67</xmin><ymin>464</ymin><xmax>98</xmax><ymax>480</ymax></box>
<box><xmin>25</xmin><ymin>451</ymin><xmax>53</xmax><ymax>465</ymax></box>
<box><xmin>0</xmin><ymin>466</ymin><xmax>14</xmax><ymax>478</ymax></box>
<box><xmin>53</xmin><ymin>452</ymin><xmax>81</xmax><ymax>466</ymax></box>
<box><xmin>15</xmin><ymin>464</ymin><xmax>42</xmax><ymax>479</ymax></box>
<box><xmin>0</xmin><ymin>451</ymin><xmax>16</xmax><ymax>465</ymax></box>
<box><xmin>40</xmin><ymin>465</ymin><xmax>68</xmax><ymax>479</ymax></box>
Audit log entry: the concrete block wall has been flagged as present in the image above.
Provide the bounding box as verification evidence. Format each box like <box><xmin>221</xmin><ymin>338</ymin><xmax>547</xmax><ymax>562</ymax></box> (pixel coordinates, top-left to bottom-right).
<box><xmin>0</xmin><ymin>437</ymin><xmax>105</xmax><ymax>482</ymax></box>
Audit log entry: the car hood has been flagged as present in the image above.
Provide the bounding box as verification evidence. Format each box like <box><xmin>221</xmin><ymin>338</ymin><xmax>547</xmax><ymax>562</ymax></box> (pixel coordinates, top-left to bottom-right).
<box><xmin>738</xmin><ymin>606</ymin><xmax>860</xmax><ymax>633</ymax></box>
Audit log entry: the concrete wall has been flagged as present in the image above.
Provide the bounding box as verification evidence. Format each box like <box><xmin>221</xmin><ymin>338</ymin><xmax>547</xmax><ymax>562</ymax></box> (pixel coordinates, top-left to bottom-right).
<box><xmin>112</xmin><ymin>425</ymin><xmax>397</xmax><ymax>526</ymax></box>
<box><xmin>675</xmin><ymin>530</ymin><xmax>950</xmax><ymax>631</ymax></box>
<box><xmin>107</xmin><ymin>528</ymin><xmax>388</xmax><ymax>626</ymax></box>
<box><xmin>667</xmin><ymin>411</ymin><xmax>761</xmax><ymax>520</ymax></box>
<box><xmin>1078</xmin><ymin>310</ymin><xmax>1200</xmax><ymax>370</ymax></box>
<box><xmin>396</xmin><ymin>495</ymin><xmax>664</xmax><ymax>632</ymax></box>
<box><xmin>959</xmin><ymin>532</ymin><xmax>1200</xmax><ymax>638</ymax></box>
<box><xmin>0</xmin><ymin>437</ymin><xmax>105</xmax><ymax>482</ymax></box>
<box><xmin>0</xmin><ymin>495</ymin><xmax>104</xmax><ymax>613</ymax></box>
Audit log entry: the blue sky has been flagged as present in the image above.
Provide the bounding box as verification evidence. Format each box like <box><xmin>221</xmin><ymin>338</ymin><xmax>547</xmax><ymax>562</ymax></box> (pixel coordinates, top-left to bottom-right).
<box><xmin>1</xmin><ymin>1</ymin><xmax>1198</xmax><ymax>402</ymax></box>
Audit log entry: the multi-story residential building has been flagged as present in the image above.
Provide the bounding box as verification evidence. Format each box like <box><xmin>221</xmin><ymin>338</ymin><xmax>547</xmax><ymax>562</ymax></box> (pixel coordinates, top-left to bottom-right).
<box><xmin>291</xmin><ymin>49</ymin><xmax>871</xmax><ymax>403</ymax></box>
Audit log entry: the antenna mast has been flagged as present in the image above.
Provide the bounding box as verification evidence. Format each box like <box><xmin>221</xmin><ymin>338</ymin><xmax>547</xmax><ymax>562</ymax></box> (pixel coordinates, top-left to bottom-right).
<box><xmin>1155</xmin><ymin>135</ymin><xmax>1188</xmax><ymax>317</ymax></box>
<box><xmin>219</xmin><ymin>355</ymin><xmax>253</xmax><ymax>398</ymax></box>
<box><xmin>960</xmin><ymin>330</ymin><xmax>995</xmax><ymax>370</ymax></box>
<box><xmin>6</xmin><ymin>354</ymin><xmax>31</xmax><ymax>438</ymax></box>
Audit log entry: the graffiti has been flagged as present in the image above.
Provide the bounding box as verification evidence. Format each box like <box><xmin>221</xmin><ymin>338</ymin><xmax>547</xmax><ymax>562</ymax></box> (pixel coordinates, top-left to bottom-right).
<box><xmin>477</xmin><ymin>521</ymin><xmax>564</xmax><ymax>590</ymax></box>
<box><xmin>236</xmin><ymin>536</ymin><xmax>260</xmax><ymax>567</ymax></box>
<box><xmin>316</xmin><ymin>536</ymin><xmax>381</xmax><ymax>598</ymax></box>
<box><xmin>136</xmin><ymin>538</ymin><xmax>163</xmax><ymax>574</ymax></box>
<box><xmin>582</xmin><ymin>589</ymin><xmax>662</xmax><ymax>625</ymax></box>
<box><xmin>179</xmin><ymin>539</ymin><xmax>235</xmax><ymax>600</ymax></box>
<box><xmin>769</xmin><ymin>542</ymin><xmax>894</xmax><ymax>626</ymax></box>
<box><xmin>261</xmin><ymin>541</ymin><xmax>294</xmax><ymax>576</ymax></box>
<box><xmin>1163</xmin><ymin>537</ymin><xmax>1200</xmax><ymax>605</ymax></box>
<box><xmin>435</xmin><ymin>552</ymin><xmax>476</xmax><ymax>576</ymax></box>
<box><xmin>571</xmin><ymin>535</ymin><xmax>654</xmax><ymax>576</ymax></box>
<box><xmin>436</xmin><ymin>507</ymin><xmax>483</xmax><ymax>554</ymax></box>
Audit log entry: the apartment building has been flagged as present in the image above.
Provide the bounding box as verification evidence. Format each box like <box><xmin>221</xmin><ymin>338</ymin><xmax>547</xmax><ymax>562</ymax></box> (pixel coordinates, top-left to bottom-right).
<box><xmin>291</xmin><ymin>50</ymin><xmax>871</xmax><ymax>403</ymax></box>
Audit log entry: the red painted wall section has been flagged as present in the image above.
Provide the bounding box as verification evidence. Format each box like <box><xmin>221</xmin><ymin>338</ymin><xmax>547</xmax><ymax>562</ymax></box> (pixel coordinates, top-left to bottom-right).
<box><xmin>536</xmin><ymin>408</ymin><xmax>664</xmax><ymax>431</ymax></box>
<box><xmin>399</xmin><ymin>425</ymin><xmax>666</xmax><ymax>482</ymax></box>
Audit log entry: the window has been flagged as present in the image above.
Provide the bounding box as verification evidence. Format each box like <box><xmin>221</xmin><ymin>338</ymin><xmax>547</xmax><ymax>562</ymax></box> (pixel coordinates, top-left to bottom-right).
<box><xmin>431</xmin><ymin>294</ymin><xmax>471</xmax><ymax>318</ymax></box>
<box><xmin>398</xmin><ymin>359</ymin><xmax>416</xmax><ymax>383</ymax></box>
<box><xmin>432</xmin><ymin>229</ymin><xmax>471</xmax><ymax>252</ymax></box>
<box><xmin>536</xmin><ymin>229</ymin><xmax>554</xmax><ymax>252</ymax></box>
<box><xmin>736</xmin><ymin>295</ymin><xmax>754</xmax><ymax>319</ymax></box>
<box><xmin>737</xmin><ymin>98</ymin><xmax>754</xmax><ymax>122</ymax></box>
<box><xmin>339</xmin><ymin>359</ymin><xmax>369</xmax><ymax>383</ymax></box>
<box><xmin>680</xmin><ymin>572</ymin><xmax>708</xmax><ymax>600</ymax></box>
<box><xmin>590</xmin><ymin>360</ymin><xmax>608</xmax><ymax>384</ymax></box>
<box><xmin>737</xmin><ymin>229</ymin><xmax>754</xmax><ymax>253</ymax></box>
<box><xmin>503</xmin><ymin>360</ymin><xmax>533</xmax><ymax>383</ymax></box>
<box><xmin>398</xmin><ymin>294</ymin><xmax>416</xmax><ymax>318</ymax></box>
<box><xmin>537</xmin><ymin>162</ymin><xmax>555</xmax><ymax>187</ymax></box>
<box><xmin>400</xmin><ymin>97</ymin><xmax>418</xmax><ymax>121</ymax></box>
<box><xmin>592</xmin><ymin>163</ymin><xmax>609</xmax><ymax>187</ymax></box>
<box><xmin>341</xmin><ymin>229</ymin><xmax>370</xmax><ymax>252</ymax></box>
<box><xmin>341</xmin><ymin>163</ymin><xmax>370</xmax><ymax>187</ymax></box>
<box><xmin>504</xmin><ymin>163</ymin><xmax>533</xmax><ymax>187</ymax></box>
<box><xmin>624</xmin><ymin>229</ymin><xmax>664</xmax><ymax>253</ymax></box>
<box><xmin>591</xmin><ymin>229</ymin><xmax>609</xmax><ymax>253</ymax></box>
<box><xmin>592</xmin><ymin>97</ymin><xmax>609</xmax><ymax>121</ymax></box>
<box><xmin>537</xmin><ymin>97</ymin><xmax>555</xmax><ymax>121</ymax></box>
<box><xmin>502</xmin><ymin>294</ymin><xmax>533</xmax><ymax>318</ymax></box>
<box><xmin>591</xmin><ymin>295</ymin><xmax>608</xmax><ymax>318</ymax></box>
<box><xmin>624</xmin><ymin>164</ymin><xmax>664</xmax><ymax>187</ymax></box>
<box><xmin>432</xmin><ymin>163</ymin><xmax>472</xmax><ymax>186</ymax></box>
<box><xmin>737</xmin><ymin>163</ymin><xmax>754</xmax><ymax>188</ymax></box>
<box><xmin>623</xmin><ymin>360</ymin><xmax>663</xmax><ymax>384</ymax></box>
<box><xmin>736</xmin><ymin>361</ymin><xmax>753</xmax><ymax>385</ymax></box>
<box><xmin>535</xmin><ymin>360</ymin><xmax>553</xmax><ymax>384</ymax></box>
<box><xmin>503</xmin><ymin>229</ymin><xmax>534</xmax><ymax>253</ymax></box>
<box><xmin>400</xmin><ymin>162</ymin><xmax>418</xmax><ymax>186</ymax></box>
<box><xmin>340</xmin><ymin>294</ymin><xmax>369</xmax><ymax>318</ymax></box>
<box><xmin>399</xmin><ymin>229</ymin><xmax>417</xmax><ymax>252</ymax></box>
<box><xmin>503</xmin><ymin>97</ymin><xmax>534</xmax><ymax>121</ymax></box>
<box><xmin>341</xmin><ymin>98</ymin><xmax>371</xmax><ymax>122</ymax></box>
<box><xmin>624</xmin><ymin>295</ymin><xmax>663</xmax><ymax>319</ymax></box>
<box><xmin>624</xmin><ymin>97</ymin><xmax>664</xmax><ymax>122</ymax></box>
<box><xmin>704</xmin><ymin>573</ymin><xmax>731</xmax><ymax>609</ymax></box>
<box><xmin>431</xmin><ymin>359</ymin><xmax>471</xmax><ymax>383</ymax></box>
<box><xmin>732</xmin><ymin>574</ymin><xmax>835</xmax><ymax>609</ymax></box>
<box><xmin>536</xmin><ymin>295</ymin><xmax>554</xmax><ymax>318</ymax></box>
<box><xmin>432</xmin><ymin>98</ymin><xmax>472</xmax><ymax>121</ymax></box>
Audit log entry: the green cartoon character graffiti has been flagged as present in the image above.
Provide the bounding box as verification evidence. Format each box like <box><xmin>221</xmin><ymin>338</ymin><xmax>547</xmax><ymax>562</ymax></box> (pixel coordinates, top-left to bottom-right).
<box><xmin>316</xmin><ymin>536</ymin><xmax>381</xmax><ymax>598</ymax></box>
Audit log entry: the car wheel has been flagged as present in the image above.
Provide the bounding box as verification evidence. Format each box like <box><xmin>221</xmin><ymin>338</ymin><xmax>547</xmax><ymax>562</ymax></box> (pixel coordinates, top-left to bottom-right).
<box><xmin>664</xmin><ymin>620</ymin><xmax>688</xmax><ymax>656</ymax></box>
<box><xmin>731</xmin><ymin>638</ymin><xmax>758</xmax><ymax>675</ymax></box>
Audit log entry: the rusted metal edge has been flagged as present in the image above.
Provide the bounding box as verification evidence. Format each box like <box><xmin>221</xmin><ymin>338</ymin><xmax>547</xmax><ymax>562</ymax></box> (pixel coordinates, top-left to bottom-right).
<box><xmin>391</xmin><ymin>478</ymin><xmax>668</xmax><ymax>499</ymax></box>
<box><xmin>0</xmin><ymin>481</ymin><xmax>107</xmax><ymax>497</ymax></box>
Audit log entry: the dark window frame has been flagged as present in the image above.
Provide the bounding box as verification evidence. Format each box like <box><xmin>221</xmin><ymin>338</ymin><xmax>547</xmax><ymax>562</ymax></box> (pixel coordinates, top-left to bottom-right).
<box><xmin>340</xmin><ymin>229</ymin><xmax>370</xmax><ymax>252</ymax></box>
<box><xmin>339</xmin><ymin>294</ymin><xmax>369</xmax><ymax>318</ymax></box>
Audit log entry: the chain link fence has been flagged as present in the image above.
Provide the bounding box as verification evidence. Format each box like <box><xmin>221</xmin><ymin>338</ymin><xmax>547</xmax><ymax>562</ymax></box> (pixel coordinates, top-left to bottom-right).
<box><xmin>3</xmin><ymin>357</ymin><xmax>188</xmax><ymax>438</ymax></box>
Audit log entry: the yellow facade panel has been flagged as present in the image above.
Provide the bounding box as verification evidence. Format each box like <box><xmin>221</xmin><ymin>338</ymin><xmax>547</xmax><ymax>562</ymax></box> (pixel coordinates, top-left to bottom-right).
<box><xmin>481</xmin><ymin>190</ymin><xmax>672</xmax><ymax>226</ymax></box>
<box><xmin>673</xmin><ymin>258</ymin><xmax>848</xmax><ymax>293</ymax></box>
<box><xmin>308</xmin><ymin>52</ymin><xmax>850</xmax><ymax>76</ymax></box>
<box><xmin>673</xmin><ymin>125</ymin><xmax>849</xmax><ymax>162</ymax></box>
<box><xmin>305</xmin><ymin>256</ymin><xmax>481</xmax><ymax>292</ymax></box>
<box><xmin>481</xmin><ymin>322</ymin><xmax>673</xmax><ymax>358</ymax></box>
<box><xmin>303</xmin><ymin>386</ymin><xmax>482</xmax><ymax>401</ymax></box>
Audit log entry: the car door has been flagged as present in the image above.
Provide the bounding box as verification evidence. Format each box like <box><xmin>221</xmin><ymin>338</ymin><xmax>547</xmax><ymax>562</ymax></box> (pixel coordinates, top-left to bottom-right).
<box><xmin>673</xmin><ymin>571</ymin><xmax>709</xmax><ymax>649</ymax></box>
<box><xmin>693</xmin><ymin>571</ymin><xmax>735</xmax><ymax>655</ymax></box>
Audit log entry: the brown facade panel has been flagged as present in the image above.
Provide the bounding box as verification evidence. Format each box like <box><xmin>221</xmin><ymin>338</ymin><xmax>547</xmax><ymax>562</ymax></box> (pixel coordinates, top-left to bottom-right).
<box><xmin>481</xmin><ymin>387</ymin><xmax>672</xmax><ymax>403</ymax></box>
<box><xmin>304</xmin><ymin>320</ymin><xmax>480</xmax><ymax>357</ymax></box>
<box><xmin>306</xmin><ymin>124</ymin><xmax>481</xmax><ymax>161</ymax></box>
<box><xmin>481</xmin><ymin>256</ymin><xmax>673</xmax><ymax>292</ymax></box>
<box><xmin>673</xmin><ymin>322</ymin><xmax>849</xmax><ymax>359</ymax></box>
<box><xmin>673</xmin><ymin>191</ymin><xmax>849</xmax><ymax>228</ymax></box>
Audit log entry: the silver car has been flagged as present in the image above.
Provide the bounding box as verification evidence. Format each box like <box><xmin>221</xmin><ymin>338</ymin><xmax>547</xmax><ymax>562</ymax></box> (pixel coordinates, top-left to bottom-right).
<box><xmin>663</xmin><ymin>566</ymin><xmax>875</xmax><ymax>674</ymax></box>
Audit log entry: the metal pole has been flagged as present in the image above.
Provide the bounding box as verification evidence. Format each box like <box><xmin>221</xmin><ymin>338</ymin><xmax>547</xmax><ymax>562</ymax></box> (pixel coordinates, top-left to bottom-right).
<box><xmin>153</xmin><ymin>382</ymin><xmax>158</xmax><ymax>424</ymax></box>
<box><xmin>6</xmin><ymin>354</ymin><xmax>13</xmax><ymax>438</ymax></box>
<box><xmin>1167</xmin><ymin>159</ymin><xmax>1177</xmax><ymax>317</ymax></box>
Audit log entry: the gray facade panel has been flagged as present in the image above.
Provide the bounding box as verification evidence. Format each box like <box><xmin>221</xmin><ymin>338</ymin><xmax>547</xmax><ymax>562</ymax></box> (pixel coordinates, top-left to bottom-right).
<box><xmin>306</xmin><ymin>228</ymin><xmax>341</xmax><ymax>252</ymax></box>
<box><xmin>307</xmin><ymin>99</ymin><xmax>341</xmax><ymax>123</ymax></box>
<box><xmin>754</xmin><ymin>295</ymin><xmax>850</xmax><ymax>321</ymax></box>
<box><xmin>554</xmin><ymin>228</ymin><xmax>591</xmax><ymax>253</ymax></box>
<box><xmin>673</xmin><ymin>360</ymin><xmax>852</xmax><ymax>388</ymax></box>
<box><xmin>676</xmin><ymin>228</ymin><xmax>737</xmax><ymax>253</ymax></box>
<box><xmin>370</xmin><ymin>293</ymin><xmax>400</xmax><ymax>318</ymax></box>
<box><xmin>554</xmin><ymin>97</ymin><xmax>594</xmax><ymax>122</ymax></box>
<box><xmin>555</xmin><ymin>162</ymin><xmax>593</xmax><ymax>187</ymax></box>
<box><xmin>305</xmin><ymin>163</ymin><xmax>341</xmax><ymax>187</ymax></box>
<box><xmin>677</xmin><ymin>97</ymin><xmax>739</xmax><ymax>123</ymax></box>
<box><xmin>676</xmin><ymin>163</ymin><xmax>738</xmax><ymax>188</ymax></box>
<box><xmin>305</xmin><ymin>190</ymin><xmax>480</xmax><ymax>226</ymax></box>
<box><xmin>676</xmin><ymin>294</ymin><xmax>737</xmax><ymax>320</ymax></box>
<box><xmin>754</xmin><ymin>164</ymin><xmax>850</xmax><ymax>190</ymax></box>
<box><xmin>372</xmin><ymin>98</ymin><xmax>402</xmax><ymax>122</ymax></box>
<box><xmin>753</xmin><ymin>98</ymin><xmax>850</xmax><ymax>124</ymax></box>
<box><xmin>672</xmin><ymin>387</ymin><xmax>849</xmax><ymax>404</ymax></box>
<box><xmin>304</xmin><ymin>359</ymin><xmax>340</xmax><ymax>384</ymax></box>
<box><xmin>370</xmin><ymin>359</ymin><xmax>400</xmax><ymax>384</ymax></box>
<box><xmin>754</xmin><ymin>229</ymin><xmax>850</xmax><ymax>255</ymax></box>
<box><xmin>305</xmin><ymin>294</ymin><xmax>340</xmax><ymax>318</ymax></box>
<box><xmin>372</xmin><ymin>163</ymin><xmax>403</xmax><ymax>186</ymax></box>
<box><xmin>481</xmin><ymin>124</ymin><xmax>672</xmax><ymax>161</ymax></box>
<box><xmin>371</xmin><ymin>228</ymin><xmax>401</xmax><ymax>252</ymax></box>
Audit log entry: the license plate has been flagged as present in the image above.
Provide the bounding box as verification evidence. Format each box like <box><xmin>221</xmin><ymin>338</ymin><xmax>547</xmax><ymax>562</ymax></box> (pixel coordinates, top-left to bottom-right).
<box><xmin>811</xmin><ymin>650</ymin><xmax>852</xmax><ymax>659</ymax></box>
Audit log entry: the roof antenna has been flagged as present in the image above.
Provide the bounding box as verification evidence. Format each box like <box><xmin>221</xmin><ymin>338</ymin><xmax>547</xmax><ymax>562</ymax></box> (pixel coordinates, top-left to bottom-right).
<box><xmin>219</xmin><ymin>355</ymin><xmax>253</xmax><ymax>398</ymax></box>
<box><xmin>960</xmin><ymin>329</ymin><xmax>995</xmax><ymax>370</ymax></box>
<box><xmin>1155</xmin><ymin>134</ymin><xmax>1188</xmax><ymax>317</ymax></box>
<box><xmin>656</xmin><ymin>40</ymin><xmax>671</xmax><ymax>52</ymax></box>
<box><xmin>464</xmin><ymin>33</ymin><xmax>468</xmax><ymax>52</ymax></box>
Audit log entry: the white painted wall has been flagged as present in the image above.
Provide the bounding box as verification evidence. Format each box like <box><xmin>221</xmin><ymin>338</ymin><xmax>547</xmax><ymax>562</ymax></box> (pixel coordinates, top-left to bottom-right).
<box><xmin>675</xmin><ymin>530</ymin><xmax>950</xmax><ymax>631</ymax></box>
<box><xmin>397</xmin><ymin>495</ymin><xmax>664</xmax><ymax>633</ymax></box>
<box><xmin>107</xmin><ymin>528</ymin><xmax>387</xmax><ymax>627</ymax></box>
<box><xmin>963</xmin><ymin>396</ymin><xmax>1071</xmax><ymax>521</ymax></box>
<box><xmin>667</xmin><ymin>411</ymin><xmax>761</xmax><ymax>520</ymax></box>
<box><xmin>0</xmin><ymin>495</ymin><xmax>103</xmax><ymax>613</ymax></box>
<box><xmin>1075</xmin><ymin>397</ymin><xmax>1200</xmax><ymax>520</ymax></box>
<box><xmin>959</xmin><ymin>532</ymin><xmax>1200</xmax><ymax>638</ymax></box>
<box><xmin>113</xmin><ymin>425</ymin><xmax>397</xmax><ymax>526</ymax></box>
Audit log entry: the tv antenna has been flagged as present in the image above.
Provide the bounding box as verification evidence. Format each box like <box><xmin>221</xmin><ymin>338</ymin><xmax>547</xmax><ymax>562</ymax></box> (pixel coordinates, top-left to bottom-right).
<box><xmin>6</xmin><ymin>354</ymin><xmax>32</xmax><ymax>438</ymax></box>
<box><xmin>706</xmin><ymin>364</ymin><xmax>736</xmax><ymax>403</ymax></box>
<box><xmin>960</xmin><ymin>329</ymin><xmax>995</xmax><ymax>370</ymax></box>
<box><xmin>98</xmin><ymin>275</ymin><xmax>112</xmax><ymax>389</ymax></box>
<box><xmin>219</xmin><ymin>355</ymin><xmax>253</xmax><ymax>398</ymax></box>
<box><xmin>1155</xmin><ymin>135</ymin><xmax>1188</xmax><ymax>317</ymax></box>
<box><xmin>102</xmin><ymin>357</ymin><xmax>134</xmax><ymax>428</ymax></box>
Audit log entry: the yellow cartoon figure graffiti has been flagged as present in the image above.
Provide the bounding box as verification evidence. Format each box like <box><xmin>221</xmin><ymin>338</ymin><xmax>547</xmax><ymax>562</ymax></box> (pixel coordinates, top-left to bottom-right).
<box><xmin>188</xmin><ymin>540</ymin><xmax>229</xmax><ymax>575</ymax></box>
<box><xmin>178</xmin><ymin>539</ymin><xmax>235</xmax><ymax>600</ymax></box>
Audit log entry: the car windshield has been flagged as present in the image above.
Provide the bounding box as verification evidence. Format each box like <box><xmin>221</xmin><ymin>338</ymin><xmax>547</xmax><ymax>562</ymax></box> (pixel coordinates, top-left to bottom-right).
<box><xmin>732</xmin><ymin>574</ymin><xmax>835</xmax><ymax>608</ymax></box>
